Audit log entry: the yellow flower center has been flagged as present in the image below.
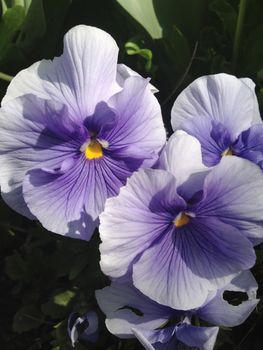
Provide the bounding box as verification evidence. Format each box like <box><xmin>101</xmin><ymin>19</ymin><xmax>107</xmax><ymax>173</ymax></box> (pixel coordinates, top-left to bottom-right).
<box><xmin>174</xmin><ymin>212</ymin><xmax>190</xmax><ymax>228</ymax></box>
<box><xmin>221</xmin><ymin>148</ymin><xmax>233</xmax><ymax>157</ymax></box>
<box><xmin>85</xmin><ymin>140</ymin><xmax>103</xmax><ymax>159</ymax></box>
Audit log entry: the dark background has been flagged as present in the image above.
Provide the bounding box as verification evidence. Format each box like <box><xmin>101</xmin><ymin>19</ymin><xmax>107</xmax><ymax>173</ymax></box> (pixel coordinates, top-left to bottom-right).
<box><xmin>0</xmin><ymin>0</ymin><xmax>263</xmax><ymax>349</ymax></box>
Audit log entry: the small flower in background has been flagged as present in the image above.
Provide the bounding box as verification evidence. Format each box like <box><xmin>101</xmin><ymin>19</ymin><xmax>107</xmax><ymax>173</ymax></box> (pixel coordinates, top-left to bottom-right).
<box><xmin>171</xmin><ymin>74</ymin><xmax>263</xmax><ymax>168</ymax></box>
<box><xmin>0</xmin><ymin>25</ymin><xmax>166</xmax><ymax>240</ymax></box>
<box><xmin>68</xmin><ymin>311</ymin><xmax>98</xmax><ymax>347</ymax></box>
<box><xmin>100</xmin><ymin>131</ymin><xmax>263</xmax><ymax>310</ymax></box>
<box><xmin>96</xmin><ymin>271</ymin><xmax>258</xmax><ymax>350</ymax></box>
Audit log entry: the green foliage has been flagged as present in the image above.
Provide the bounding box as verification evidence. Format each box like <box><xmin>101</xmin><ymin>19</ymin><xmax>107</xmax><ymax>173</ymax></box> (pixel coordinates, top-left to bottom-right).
<box><xmin>0</xmin><ymin>0</ymin><xmax>263</xmax><ymax>349</ymax></box>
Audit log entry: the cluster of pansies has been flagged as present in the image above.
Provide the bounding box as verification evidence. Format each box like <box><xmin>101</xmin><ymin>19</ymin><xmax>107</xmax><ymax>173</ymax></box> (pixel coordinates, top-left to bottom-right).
<box><xmin>0</xmin><ymin>25</ymin><xmax>262</xmax><ymax>350</ymax></box>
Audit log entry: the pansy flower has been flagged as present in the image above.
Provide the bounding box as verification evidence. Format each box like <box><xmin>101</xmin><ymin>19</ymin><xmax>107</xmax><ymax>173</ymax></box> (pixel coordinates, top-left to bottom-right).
<box><xmin>171</xmin><ymin>74</ymin><xmax>263</xmax><ymax>167</ymax></box>
<box><xmin>96</xmin><ymin>271</ymin><xmax>258</xmax><ymax>350</ymax></box>
<box><xmin>0</xmin><ymin>25</ymin><xmax>166</xmax><ymax>240</ymax></box>
<box><xmin>100</xmin><ymin>131</ymin><xmax>263</xmax><ymax>310</ymax></box>
<box><xmin>68</xmin><ymin>311</ymin><xmax>98</xmax><ymax>346</ymax></box>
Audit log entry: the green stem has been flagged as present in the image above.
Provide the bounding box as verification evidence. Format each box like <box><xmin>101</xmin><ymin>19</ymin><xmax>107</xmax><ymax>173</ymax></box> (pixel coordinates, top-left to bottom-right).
<box><xmin>1</xmin><ymin>0</ymin><xmax>7</xmax><ymax>14</ymax></box>
<box><xmin>0</xmin><ymin>71</ymin><xmax>13</xmax><ymax>82</ymax></box>
<box><xmin>232</xmin><ymin>0</ymin><xmax>248</xmax><ymax>72</ymax></box>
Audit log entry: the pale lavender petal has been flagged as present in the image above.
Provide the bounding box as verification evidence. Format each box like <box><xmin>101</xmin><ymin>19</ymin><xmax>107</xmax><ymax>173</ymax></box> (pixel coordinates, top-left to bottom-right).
<box><xmin>0</xmin><ymin>95</ymin><xmax>84</xmax><ymax>218</ymax></box>
<box><xmin>157</xmin><ymin>131</ymin><xmax>208</xmax><ymax>199</ymax></box>
<box><xmin>171</xmin><ymin>74</ymin><xmax>260</xmax><ymax>166</ymax></box>
<box><xmin>171</xmin><ymin>74</ymin><xmax>260</xmax><ymax>140</ymax></box>
<box><xmin>99</xmin><ymin>168</ymin><xmax>186</xmax><ymax>278</ymax></box>
<box><xmin>2</xmin><ymin>26</ymin><xmax>121</xmax><ymax>118</ymax></box>
<box><xmin>117</xmin><ymin>64</ymin><xmax>158</xmax><ymax>93</ymax></box>
<box><xmin>193</xmin><ymin>156</ymin><xmax>263</xmax><ymax>245</ymax></box>
<box><xmin>133</xmin><ymin>217</ymin><xmax>255</xmax><ymax>310</ymax></box>
<box><xmin>176</xmin><ymin>324</ymin><xmax>219</xmax><ymax>350</ymax></box>
<box><xmin>107</xmin><ymin>76</ymin><xmax>166</xmax><ymax>168</ymax></box>
<box><xmin>96</xmin><ymin>282</ymin><xmax>171</xmax><ymax>338</ymax></box>
<box><xmin>198</xmin><ymin>271</ymin><xmax>259</xmax><ymax>327</ymax></box>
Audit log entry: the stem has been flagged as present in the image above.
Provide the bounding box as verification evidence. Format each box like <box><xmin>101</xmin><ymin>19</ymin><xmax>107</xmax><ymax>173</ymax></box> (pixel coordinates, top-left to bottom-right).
<box><xmin>232</xmin><ymin>0</ymin><xmax>248</xmax><ymax>72</ymax></box>
<box><xmin>0</xmin><ymin>71</ymin><xmax>13</xmax><ymax>82</ymax></box>
<box><xmin>1</xmin><ymin>0</ymin><xmax>7</xmax><ymax>14</ymax></box>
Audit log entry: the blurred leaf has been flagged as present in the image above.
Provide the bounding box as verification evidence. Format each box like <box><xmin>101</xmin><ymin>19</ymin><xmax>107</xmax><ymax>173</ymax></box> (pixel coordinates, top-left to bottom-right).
<box><xmin>18</xmin><ymin>0</ymin><xmax>46</xmax><ymax>50</ymax></box>
<box><xmin>13</xmin><ymin>305</ymin><xmax>44</xmax><ymax>333</ymax></box>
<box><xmin>5</xmin><ymin>251</ymin><xmax>27</xmax><ymax>280</ymax></box>
<box><xmin>117</xmin><ymin>0</ymin><xmax>162</xmax><ymax>39</ymax></box>
<box><xmin>125</xmin><ymin>41</ymin><xmax>153</xmax><ymax>72</ymax></box>
<box><xmin>1</xmin><ymin>0</ymin><xmax>7</xmax><ymax>14</ymax></box>
<box><xmin>54</xmin><ymin>290</ymin><xmax>76</xmax><ymax>307</ymax></box>
<box><xmin>153</xmin><ymin>0</ymin><xmax>209</xmax><ymax>43</ymax></box>
<box><xmin>164</xmin><ymin>25</ymin><xmax>191</xmax><ymax>73</ymax></box>
<box><xmin>0</xmin><ymin>5</ymin><xmax>25</xmax><ymax>61</ymax></box>
<box><xmin>243</xmin><ymin>24</ymin><xmax>263</xmax><ymax>74</ymax></box>
<box><xmin>210</xmin><ymin>0</ymin><xmax>237</xmax><ymax>39</ymax></box>
<box><xmin>69</xmin><ymin>254</ymin><xmax>89</xmax><ymax>280</ymax></box>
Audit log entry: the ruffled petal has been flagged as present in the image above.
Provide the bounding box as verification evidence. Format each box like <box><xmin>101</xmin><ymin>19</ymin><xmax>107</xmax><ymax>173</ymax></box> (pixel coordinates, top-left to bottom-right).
<box><xmin>171</xmin><ymin>74</ymin><xmax>260</xmax><ymax>139</ymax></box>
<box><xmin>233</xmin><ymin>124</ymin><xmax>263</xmax><ymax>169</ymax></box>
<box><xmin>96</xmin><ymin>282</ymin><xmax>171</xmax><ymax>338</ymax></box>
<box><xmin>106</xmin><ymin>76</ymin><xmax>166</xmax><ymax>168</ymax></box>
<box><xmin>99</xmin><ymin>168</ymin><xmax>186</xmax><ymax>278</ymax></box>
<box><xmin>171</xmin><ymin>74</ymin><xmax>260</xmax><ymax>166</ymax></box>
<box><xmin>176</xmin><ymin>324</ymin><xmax>219</xmax><ymax>350</ymax></box>
<box><xmin>23</xmin><ymin>157</ymin><xmax>97</xmax><ymax>239</ymax></box>
<box><xmin>2</xmin><ymin>25</ymin><xmax>120</xmax><ymax>118</ymax></box>
<box><xmin>198</xmin><ymin>271</ymin><xmax>259</xmax><ymax>327</ymax></box>
<box><xmin>133</xmin><ymin>217</ymin><xmax>255</xmax><ymax>310</ymax></box>
<box><xmin>193</xmin><ymin>156</ymin><xmax>263</xmax><ymax>245</ymax></box>
<box><xmin>158</xmin><ymin>131</ymin><xmax>208</xmax><ymax>199</ymax></box>
<box><xmin>0</xmin><ymin>95</ymin><xmax>84</xmax><ymax>217</ymax></box>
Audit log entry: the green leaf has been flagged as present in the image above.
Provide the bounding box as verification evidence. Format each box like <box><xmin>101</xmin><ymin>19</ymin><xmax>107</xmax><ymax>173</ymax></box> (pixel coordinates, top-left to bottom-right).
<box><xmin>210</xmin><ymin>0</ymin><xmax>237</xmax><ymax>39</ymax></box>
<box><xmin>54</xmin><ymin>290</ymin><xmax>76</xmax><ymax>307</ymax></box>
<box><xmin>117</xmin><ymin>0</ymin><xmax>162</xmax><ymax>39</ymax></box>
<box><xmin>5</xmin><ymin>251</ymin><xmax>27</xmax><ymax>280</ymax></box>
<box><xmin>13</xmin><ymin>305</ymin><xmax>44</xmax><ymax>333</ymax></box>
<box><xmin>0</xmin><ymin>5</ymin><xmax>25</xmax><ymax>60</ymax></box>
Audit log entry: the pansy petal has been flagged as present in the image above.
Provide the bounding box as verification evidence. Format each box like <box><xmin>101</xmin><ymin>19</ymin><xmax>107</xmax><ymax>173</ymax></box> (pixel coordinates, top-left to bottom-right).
<box><xmin>133</xmin><ymin>217</ymin><xmax>255</xmax><ymax>310</ymax></box>
<box><xmin>117</xmin><ymin>63</ymin><xmax>158</xmax><ymax>93</ymax></box>
<box><xmin>23</xmin><ymin>158</ymin><xmax>98</xmax><ymax>240</ymax></box>
<box><xmin>171</xmin><ymin>74</ymin><xmax>260</xmax><ymax>141</ymax></box>
<box><xmin>0</xmin><ymin>95</ymin><xmax>83</xmax><ymax>217</ymax></box>
<box><xmin>193</xmin><ymin>156</ymin><xmax>263</xmax><ymax>245</ymax></box>
<box><xmin>233</xmin><ymin>124</ymin><xmax>263</xmax><ymax>169</ymax></box>
<box><xmin>100</xmin><ymin>168</ymin><xmax>186</xmax><ymax>278</ymax></box>
<box><xmin>158</xmin><ymin>131</ymin><xmax>208</xmax><ymax>198</ymax></box>
<box><xmin>176</xmin><ymin>324</ymin><xmax>219</xmax><ymax>350</ymax></box>
<box><xmin>198</xmin><ymin>271</ymin><xmax>259</xmax><ymax>327</ymax></box>
<box><xmin>67</xmin><ymin>311</ymin><xmax>98</xmax><ymax>346</ymax></box>
<box><xmin>107</xmin><ymin>76</ymin><xmax>166</xmax><ymax>168</ymax></box>
<box><xmin>96</xmin><ymin>282</ymin><xmax>171</xmax><ymax>338</ymax></box>
<box><xmin>3</xmin><ymin>26</ymin><xmax>120</xmax><ymax>118</ymax></box>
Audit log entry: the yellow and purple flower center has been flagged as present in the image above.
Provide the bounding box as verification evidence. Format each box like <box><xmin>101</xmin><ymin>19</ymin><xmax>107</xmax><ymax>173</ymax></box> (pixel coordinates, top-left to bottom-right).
<box><xmin>221</xmin><ymin>147</ymin><xmax>233</xmax><ymax>157</ymax></box>
<box><xmin>173</xmin><ymin>212</ymin><xmax>190</xmax><ymax>228</ymax></box>
<box><xmin>80</xmin><ymin>138</ymin><xmax>108</xmax><ymax>160</ymax></box>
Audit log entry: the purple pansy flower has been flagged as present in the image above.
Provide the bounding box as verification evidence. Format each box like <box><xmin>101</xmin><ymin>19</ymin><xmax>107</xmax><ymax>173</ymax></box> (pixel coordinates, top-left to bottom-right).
<box><xmin>100</xmin><ymin>131</ymin><xmax>263</xmax><ymax>310</ymax></box>
<box><xmin>0</xmin><ymin>25</ymin><xmax>166</xmax><ymax>240</ymax></box>
<box><xmin>68</xmin><ymin>311</ymin><xmax>98</xmax><ymax>346</ymax></box>
<box><xmin>96</xmin><ymin>271</ymin><xmax>258</xmax><ymax>350</ymax></box>
<box><xmin>171</xmin><ymin>74</ymin><xmax>263</xmax><ymax>167</ymax></box>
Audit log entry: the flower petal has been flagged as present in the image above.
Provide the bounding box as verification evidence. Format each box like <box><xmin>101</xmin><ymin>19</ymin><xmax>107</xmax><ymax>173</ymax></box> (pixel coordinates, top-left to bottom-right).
<box><xmin>96</xmin><ymin>282</ymin><xmax>171</xmax><ymax>338</ymax></box>
<box><xmin>171</xmin><ymin>74</ymin><xmax>261</xmax><ymax>166</ymax></box>
<box><xmin>2</xmin><ymin>25</ymin><xmax>120</xmax><ymax>118</ymax></box>
<box><xmin>176</xmin><ymin>324</ymin><xmax>219</xmax><ymax>350</ymax></box>
<box><xmin>107</xmin><ymin>76</ymin><xmax>166</xmax><ymax>168</ymax></box>
<box><xmin>99</xmin><ymin>168</ymin><xmax>186</xmax><ymax>278</ymax></box>
<box><xmin>0</xmin><ymin>95</ymin><xmax>83</xmax><ymax>218</ymax></box>
<box><xmin>171</xmin><ymin>74</ymin><xmax>260</xmax><ymax>140</ymax></box>
<box><xmin>198</xmin><ymin>271</ymin><xmax>259</xmax><ymax>327</ymax></box>
<box><xmin>193</xmin><ymin>156</ymin><xmax>263</xmax><ymax>245</ymax></box>
<box><xmin>133</xmin><ymin>217</ymin><xmax>255</xmax><ymax>310</ymax></box>
<box><xmin>158</xmin><ymin>130</ymin><xmax>208</xmax><ymax>199</ymax></box>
